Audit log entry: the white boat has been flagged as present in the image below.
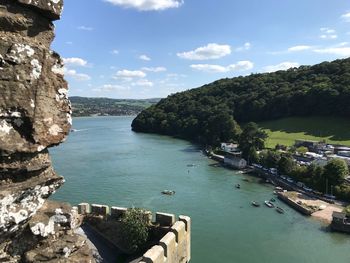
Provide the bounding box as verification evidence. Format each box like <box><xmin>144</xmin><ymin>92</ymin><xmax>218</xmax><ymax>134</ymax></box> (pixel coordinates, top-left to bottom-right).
<box><xmin>264</xmin><ymin>201</ymin><xmax>274</xmax><ymax>208</ymax></box>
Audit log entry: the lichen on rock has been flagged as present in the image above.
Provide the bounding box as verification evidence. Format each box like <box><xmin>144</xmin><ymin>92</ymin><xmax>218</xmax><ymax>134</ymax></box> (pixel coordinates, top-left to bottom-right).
<box><xmin>0</xmin><ymin>0</ymin><xmax>95</xmax><ymax>262</ymax></box>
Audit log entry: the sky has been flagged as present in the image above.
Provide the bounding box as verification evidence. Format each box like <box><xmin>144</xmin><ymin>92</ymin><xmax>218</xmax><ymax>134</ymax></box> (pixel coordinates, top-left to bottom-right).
<box><xmin>52</xmin><ymin>0</ymin><xmax>350</xmax><ymax>99</ymax></box>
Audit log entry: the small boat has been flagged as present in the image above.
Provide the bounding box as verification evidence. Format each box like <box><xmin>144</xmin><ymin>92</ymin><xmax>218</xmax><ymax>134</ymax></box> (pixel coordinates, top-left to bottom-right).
<box><xmin>242</xmin><ymin>178</ymin><xmax>250</xmax><ymax>182</ymax></box>
<box><xmin>270</xmin><ymin>198</ymin><xmax>276</xmax><ymax>202</ymax></box>
<box><xmin>235</xmin><ymin>184</ymin><xmax>241</xmax><ymax>189</ymax></box>
<box><xmin>251</xmin><ymin>201</ymin><xmax>260</xmax><ymax>207</ymax></box>
<box><xmin>273</xmin><ymin>190</ymin><xmax>278</xmax><ymax>195</ymax></box>
<box><xmin>276</xmin><ymin>207</ymin><xmax>285</xmax><ymax>214</ymax></box>
<box><xmin>70</xmin><ymin>129</ymin><xmax>78</xmax><ymax>132</ymax></box>
<box><xmin>264</xmin><ymin>201</ymin><xmax>275</xmax><ymax>208</ymax></box>
<box><xmin>161</xmin><ymin>190</ymin><xmax>175</xmax><ymax>195</ymax></box>
<box><xmin>187</xmin><ymin>164</ymin><xmax>196</xmax><ymax>167</ymax></box>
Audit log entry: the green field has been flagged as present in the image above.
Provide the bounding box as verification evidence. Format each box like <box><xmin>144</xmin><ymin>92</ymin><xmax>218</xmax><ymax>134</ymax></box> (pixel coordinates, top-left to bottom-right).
<box><xmin>258</xmin><ymin>116</ymin><xmax>350</xmax><ymax>148</ymax></box>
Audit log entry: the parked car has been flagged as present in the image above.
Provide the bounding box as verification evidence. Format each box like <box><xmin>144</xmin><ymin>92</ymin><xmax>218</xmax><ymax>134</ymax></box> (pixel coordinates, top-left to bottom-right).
<box><xmin>297</xmin><ymin>182</ymin><xmax>305</xmax><ymax>188</ymax></box>
<box><xmin>287</xmin><ymin>178</ymin><xmax>294</xmax><ymax>184</ymax></box>
<box><xmin>324</xmin><ymin>194</ymin><xmax>336</xmax><ymax>200</ymax></box>
<box><xmin>303</xmin><ymin>187</ymin><xmax>312</xmax><ymax>192</ymax></box>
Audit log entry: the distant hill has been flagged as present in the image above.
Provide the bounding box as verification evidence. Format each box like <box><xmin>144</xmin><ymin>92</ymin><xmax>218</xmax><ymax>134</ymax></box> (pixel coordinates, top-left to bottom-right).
<box><xmin>70</xmin><ymin>96</ymin><xmax>161</xmax><ymax>117</ymax></box>
<box><xmin>132</xmin><ymin>57</ymin><xmax>350</xmax><ymax>145</ymax></box>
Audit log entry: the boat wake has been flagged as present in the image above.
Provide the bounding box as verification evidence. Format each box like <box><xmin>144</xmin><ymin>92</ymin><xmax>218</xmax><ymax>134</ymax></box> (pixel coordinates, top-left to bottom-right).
<box><xmin>71</xmin><ymin>128</ymin><xmax>89</xmax><ymax>133</ymax></box>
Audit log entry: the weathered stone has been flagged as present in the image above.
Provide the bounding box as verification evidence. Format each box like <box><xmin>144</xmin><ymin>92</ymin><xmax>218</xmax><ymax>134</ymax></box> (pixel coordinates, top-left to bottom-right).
<box><xmin>0</xmin><ymin>0</ymin><xmax>91</xmax><ymax>262</ymax></box>
<box><xmin>0</xmin><ymin>1</ymin><xmax>70</xmax><ymax>155</ymax></box>
<box><xmin>16</xmin><ymin>0</ymin><xmax>64</xmax><ymax>21</ymax></box>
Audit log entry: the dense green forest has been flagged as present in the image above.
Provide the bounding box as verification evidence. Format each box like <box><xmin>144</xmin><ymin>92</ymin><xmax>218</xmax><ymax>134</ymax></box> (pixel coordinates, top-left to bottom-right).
<box><xmin>70</xmin><ymin>96</ymin><xmax>160</xmax><ymax>117</ymax></box>
<box><xmin>132</xmin><ymin>58</ymin><xmax>350</xmax><ymax>145</ymax></box>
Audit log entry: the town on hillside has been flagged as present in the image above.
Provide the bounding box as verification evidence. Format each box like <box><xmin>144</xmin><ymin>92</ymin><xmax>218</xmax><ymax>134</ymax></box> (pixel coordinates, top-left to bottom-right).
<box><xmin>209</xmin><ymin>138</ymin><xmax>350</xmax><ymax>234</ymax></box>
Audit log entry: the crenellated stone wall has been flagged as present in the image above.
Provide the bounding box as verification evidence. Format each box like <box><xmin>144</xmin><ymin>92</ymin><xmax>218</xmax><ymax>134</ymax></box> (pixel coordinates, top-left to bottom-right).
<box><xmin>78</xmin><ymin>203</ymin><xmax>191</xmax><ymax>263</ymax></box>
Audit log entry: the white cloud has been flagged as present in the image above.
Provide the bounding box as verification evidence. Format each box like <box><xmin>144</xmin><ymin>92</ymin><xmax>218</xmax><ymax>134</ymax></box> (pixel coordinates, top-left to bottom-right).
<box><xmin>77</xmin><ymin>26</ymin><xmax>94</xmax><ymax>31</ymax></box>
<box><xmin>263</xmin><ymin>62</ymin><xmax>299</xmax><ymax>73</ymax></box>
<box><xmin>319</xmin><ymin>28</ymin><xmax>337</xmax><ymax>39</ymax></box>
<box><xmin>64</xmin><ymin>69</ymin><xmax>91</xmax><ymax>81</ymax></box>
<box><xmin>341</xmin><ymin>12</ymin><xmax>350</xmax><ymax>22</ymax></box>
<box><xmin>93</xmin><ymin>84</ymin><xmax>130</xmax><ymax>93</ymax></box>
<box><xmin>177</xmin><ymin>43</ymin><xmax>231</xmax><ymax>60</ymax></box>
<box><xmin>190</xmin><ymin>61</ymin><xmax>254</xmax><ymax>73</ymax></box>
<box><xmin>320</xmin><ymin>27</ymin><xmax>336</xmax><ymax>34</ymax></box>
<box><xmin>167</xmin><ymin>73</ymin><xmax>186</xmax><ymax>78</ymax></box>
<box><xmin>313</xmin><ymin>46</ymin><xmax>350</xmax><ymax>57</ymax></box>
<box><xmin>63</xmin><ymin>57</ymin><xmax>88</xmax><ymax>67</ymax></box>
<box><xmin>111</xmin><ymin>49</ymin><xmax>119</xmax><ymax>55</ymax></box>
<box><xmin>113</xmin><ymin>69</ymin><xmax>146</xmax><ymax>81</ymax></box>
<box><xmin>131</xmin><ymin>79</ymin><xmax>154</xmax><ymax>87</ymax></box>
<box><xmin>287</xmin><ymin>45</ymin><xmax>312</xmax><ymax>52</ymax></box>
<box><xmin>142</xmin><ymin>67</ymin><xmax>167</xmax><ymax>72</ymax></box>
<box><xmin>320</xmin><ymin>34</ymin><xmax>338</xmax><ymax>39</ymax></box>
<box><xmin>236</xmin><ymin>42</ymin><xmax>251</xmax><ymax>51</ymax></box>
<box><xmin>139</xmin><ymin>54</ymin><xmax>151</xmax><ymax>61</ymax></box>
<box><xmin>104</xmin><ymin>0</ymin><xmax>184</xmax><ymax>11</ymax></box>
<box><xmin>337</xmin><ymin>42</ymin><xmax>349</xmax><ymax>47</ymax></box>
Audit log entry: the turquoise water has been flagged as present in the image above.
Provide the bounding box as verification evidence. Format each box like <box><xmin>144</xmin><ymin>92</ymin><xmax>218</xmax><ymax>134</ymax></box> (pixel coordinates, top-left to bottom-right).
<box><xmin>50</xmin><ymin>116</ymin><xmax>350</xmax><ymax>263</ymax></box>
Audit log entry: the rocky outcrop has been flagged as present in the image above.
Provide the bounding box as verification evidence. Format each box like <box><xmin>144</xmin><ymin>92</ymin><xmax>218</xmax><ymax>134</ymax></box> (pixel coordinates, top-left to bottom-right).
<box><xmin>0</xmin><ymin>0</ymin><xmax>94</xmax><ymax>261</ymax></box>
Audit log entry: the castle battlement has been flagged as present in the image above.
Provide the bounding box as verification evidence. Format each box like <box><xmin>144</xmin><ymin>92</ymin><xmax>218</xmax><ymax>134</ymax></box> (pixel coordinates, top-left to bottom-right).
<box><xmin>77</xmin><ymin>203</ymin><xmax>191</xmax><ymax>263</ymax></box>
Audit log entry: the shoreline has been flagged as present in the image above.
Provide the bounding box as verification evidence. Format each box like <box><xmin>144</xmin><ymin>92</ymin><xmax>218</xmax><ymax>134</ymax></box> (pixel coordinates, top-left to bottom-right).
<box><xmin>205</xmin><ymin>150</ymin><xmax>347</xmax><ymax>226</ymax></box>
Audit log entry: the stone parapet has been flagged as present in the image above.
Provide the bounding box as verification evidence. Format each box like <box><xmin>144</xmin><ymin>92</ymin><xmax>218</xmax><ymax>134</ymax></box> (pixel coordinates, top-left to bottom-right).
<box><xmin>156</xmin><ymin>212</ymin><xmax>176</xmax><ymax>226</ymax></box>
<box><xmin>77</xmin><ymin>203</ymin><xmax>191</xmax><ymax>262</ymax></box>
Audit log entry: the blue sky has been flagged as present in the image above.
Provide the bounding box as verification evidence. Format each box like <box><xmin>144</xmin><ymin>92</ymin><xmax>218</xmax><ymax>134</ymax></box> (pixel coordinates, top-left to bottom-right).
<box><xmin>52</xmin><ymin>0</ymin><xmax>350</xmax><ymax>99</ymax></box>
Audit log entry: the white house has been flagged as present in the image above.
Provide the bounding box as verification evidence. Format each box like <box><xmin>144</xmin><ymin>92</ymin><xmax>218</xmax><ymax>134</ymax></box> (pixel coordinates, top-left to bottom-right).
<box><xmin>224</xmin><ymin>155</ymin><xmax>247</xmax><ymax>169</ymax></box>
<box><xmin>221</xmin><ymin>143</ymin><xmax>239</xmax><ymax>153</ymax></box>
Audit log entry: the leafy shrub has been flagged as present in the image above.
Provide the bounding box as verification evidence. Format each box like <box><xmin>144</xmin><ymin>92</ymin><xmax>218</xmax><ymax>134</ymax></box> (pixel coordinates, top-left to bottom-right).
<box><xmin>120</xmin><ymin>208</ymin><xmax>150</xmax><ymax>253</ymax></box>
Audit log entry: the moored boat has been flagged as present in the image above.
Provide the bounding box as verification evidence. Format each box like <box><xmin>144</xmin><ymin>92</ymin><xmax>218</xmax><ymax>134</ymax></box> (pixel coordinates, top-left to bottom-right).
<box><xmin>276</xmin><ymin>207</ymin><xmax>285</xmax><ymax>214</ymax></box>
<box><xmin>162</xmin><ymin>190</ymin><xmax>175</xmax><ymax>195</ymax></box>
<box><xmin>264</xmin><ymin>200</ymin><xmax>275</xmax><ymax>208</ymax></box>
<box><xmin>270</xmin><ymin>198</ymin><xmax>276</xmax><ymax>202</ymax></box>
<box><xmin>251</xmin><ymin>201</ymin><xmax>260</xmax><ymax>207</ymax></box>
<box><xmin>235</xmin><ymin>184</ymin><xmax>241</xmax><ymax>189</ymax></box>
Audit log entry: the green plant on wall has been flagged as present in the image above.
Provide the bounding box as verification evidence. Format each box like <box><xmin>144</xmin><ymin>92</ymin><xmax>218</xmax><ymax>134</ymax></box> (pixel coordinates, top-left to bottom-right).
<box><xmin>120</xmin><ymin>208</ymin><xmax>150</xmax><ymax>253</ymax></box>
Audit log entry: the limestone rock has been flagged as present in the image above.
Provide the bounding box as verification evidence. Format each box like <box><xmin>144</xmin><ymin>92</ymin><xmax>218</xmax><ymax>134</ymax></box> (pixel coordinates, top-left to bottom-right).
<box><xmin>0</xmin><ymin>0</ymin><xmax>92</xmax><ymax>261</ymax></box>
<box><xmin>16</xmin><ymin>0</ymin><xmax>64</xmax><ymax>20</ymax></box>
<box><xmin>4</xmin><ymin>201</ymin><xmax>94</xmax><ymax>262</ymax></box>
<box><xmin>0</xmin><ymin>0</ymin><xmax>71</xmax><ymax>155</ymax></box>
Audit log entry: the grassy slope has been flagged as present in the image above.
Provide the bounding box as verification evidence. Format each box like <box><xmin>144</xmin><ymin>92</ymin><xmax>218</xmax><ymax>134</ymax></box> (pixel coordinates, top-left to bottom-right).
<box><xmin>258</xmin><ymin>116</ymin><xmax>350</xmax><ymax>148</ymax></box>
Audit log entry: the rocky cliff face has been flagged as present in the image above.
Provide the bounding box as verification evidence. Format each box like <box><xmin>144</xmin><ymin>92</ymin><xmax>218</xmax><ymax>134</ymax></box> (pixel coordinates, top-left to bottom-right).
<box><xmin>0</xmin><ymin>1</ymin><xmax>94</xmax><ymax>261</ymax></box>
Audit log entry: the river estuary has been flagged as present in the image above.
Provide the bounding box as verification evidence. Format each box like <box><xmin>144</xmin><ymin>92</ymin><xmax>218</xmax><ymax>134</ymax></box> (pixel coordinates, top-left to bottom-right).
<box><xmin>50</xmin><ymin>116</ymin><xmax>350</xmax><ymax>263</ymax></box>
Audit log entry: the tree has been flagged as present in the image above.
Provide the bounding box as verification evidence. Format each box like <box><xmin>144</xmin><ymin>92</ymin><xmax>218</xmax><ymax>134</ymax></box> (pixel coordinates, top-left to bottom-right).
<box><xmin>259</xmin><ymin>150</ymin><xmax>281</xmax><ymax>168</ymax></box>
<box><xmin>296</xmin><ymin>146</ymin><xmax>308</xmax><ymax>154</ymax></box>
<box><xmin>120</xmin><ymin>208</ymin><xmax>150</xmax><ymax>253</ymax></box>
<box><xmin>343</xmin><ymin>205</ymin><xmax>350</xmax><ymax>217</ymax></box>
<box><xmin>238</xmin><ymin>122</ymin><xmax>268</xmax><ymax>162</ymax></box>
<box><xmin>278</xmin><ymin>155</ymin><xmax>296</xmax><ymax>175</ymax></box>
<box><xmin>323</xmin><ymin>159</ymin><xmax>349</xmax><ymax>187</ymax></box>
<box><xmin>307</xmin><ymin>163</ymin><xmax>325</xmax><ymax>190</ymax></box>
